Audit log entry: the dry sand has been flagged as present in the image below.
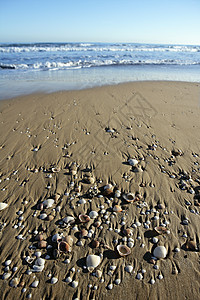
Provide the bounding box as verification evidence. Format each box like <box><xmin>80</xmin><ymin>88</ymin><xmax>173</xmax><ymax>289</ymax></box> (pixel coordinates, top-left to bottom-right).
<box><xmin>0</xmin><ymin>81</ymin><xmax>200</xmax><ymax>300</ymax></box>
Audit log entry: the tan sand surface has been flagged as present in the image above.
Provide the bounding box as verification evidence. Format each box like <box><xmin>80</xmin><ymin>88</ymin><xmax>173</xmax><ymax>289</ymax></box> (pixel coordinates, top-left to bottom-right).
<box><xmin>0</xmin><ymin>81</ymin><xmax>200</xmax><ymax>300</ymax></box>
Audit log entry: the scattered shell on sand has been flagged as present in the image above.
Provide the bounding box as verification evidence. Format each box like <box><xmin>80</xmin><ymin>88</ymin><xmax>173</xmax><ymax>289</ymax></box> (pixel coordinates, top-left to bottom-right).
<box><xmin>32</xmin><ymin>265</ymin><xmax>44</xmax><ymax>272</ymax></box>
<box><xmin>63</xmin><ymin>216</ymin><xmax>75</xmax><ymax>224</ymax></box>
<box><xmin>51</xmin><ymin>277</ymin><xmax>58</xmax><ymax>284</ymax></box>
<box><xmin>154</xmin><ymin>226</ymin><xmax>169</xmax><ymax>235</ymax></box>
<box><xmin>185</xmin><ymin>240</ymin><xmax>197</xmax><ymax>251</ymax></box>
<box><xmin>0</xmin><ymin>202</ymin><xmax>8</xmax><ymax>211</ymax></box>
<box><xmin>71</xmin><ymin>280</ymin><xmax>78</xmax><ymax>288</ymax></box>
<box><xmin>51</xmin><ymin>167</ymin><xmax>60</xmax><ymax>173</ymax></box>
<box><xmin>39</xmin><ymin>213</ymin><xmax>47</xmax><ymax>220</ymax></box>
<box><xmin>123</xmin><ymin>193</ymin><xmax>136</xmax><ymax>203</ymax></box>
<box><xmin>153</xmin><ymin>245</ymin><xmax>167</xmax><ymax>259</ymax></box>
<box><xmin>128</xmin><ymin>158</ymin><xmax>139</xmax><ymax>166</ymax></box>
<box><xmin>35</xmin><ymin>258</ymin><xmax>45</xmax><ymax>266</ymax></box>
<box><xmin>89</xmin><ymin>211</ymin><xmax>98</xmax><ymax>219</ymax></box>
<box><xmin>125</xmin><ymin>265</ymin><xmax>133</xmax><ymax>273</ymax></box>
<box><xmin>58</xmin><ymin>241</ymin><xmax>71</xmax><ymax>253</ymax></box>
<box><xmin>86</xmin><ymin>255</ymin><xmax>101</xmax><ymax>272</ymax></box>
<box><xmin>113</xmin><ymin>205</ymin><xmax>122</xmax><ymax>212</ymax></box>
<box><xmin>2</xmin><ymin>272</ymin><xmax>11</xmax><ymax>280</ymax></box>
<box><xmin>31</xmin><ymin>280</ymin><xmax>39</xmax><ymax>288</ymax></box>
<box><xmin>114</xmin><ymin>279</ymin><xmax>121</xmax><ymax>285</ymax></box>
<box><xmin>52</xmin><ymin>233</ymin><xmax>61</xmax><ymax>242</ymax></box>
<box><xmin>43</xmin><ymin>199</ymin><xmax>54</xmax><ymax>208</ymax></box>
<box><xmin>136</xmin><ymin>273</ymin><xmax>143</xmax><ymax>280</ymax></box>
<box><xmin>117</xmin><ymin>245</ymin><xmax>131</xmax><ymax>256</ymax></box>
<box><xmin>79</xmin><ymin>214</ymin><xmax>90</xmax><ymax>223</ymax></box>
<box><xmin>9</xmin><ymin>277</ymin><xmax>19</xmax><ymax>287</ymax></box>
<box><xmin>65</xmin><ymin>276</ymin><xmax>72</xmax><ymax>283</ymax></box>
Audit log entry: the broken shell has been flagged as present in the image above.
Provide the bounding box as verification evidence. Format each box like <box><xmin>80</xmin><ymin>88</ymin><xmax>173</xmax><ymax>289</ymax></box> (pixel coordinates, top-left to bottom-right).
<box><xmin>104</xmin><ymin>184</ymin><xmax>113</xmax><ymax>190</ymax></box>
<box><xmin>91</xmin><ymin>240</ymin><xmax>100</xmax><ymax>248</ymax></box>
<box><xmin>51</xmin><ymin>277</ymin><xmax>58</xmax><ymax>284</ymax></box>
<box><xmin>79</xmin><ymin>229</ymin><xmax>88</xmax><ymax>238</ymax></box>
<box><xmin>122</xmin><ymin>228</ymin><xmax>132</xmax><ymax>236</ymax></box>
<box><xmin>128</xmin><ymin>158</ymin><xmax>138</xmax><ymax>166</ymax></box>
<box><xmin>58</xmin><ymin>241</ymin><xmax>71</xmax><ymax>253</ymax></box>
<box><xmin>125</xmin><ymin>265</ymin><xmax>133</xmax><ymax>273</ymax></box>
<box><xmin>123</xmin><ymin>193</ymin><xmax>136</xmax><ymax>203</ymax></box>
<box><xmin>35</xmin><ymin>258</ymin><xmax>45</xmax><ymax>266</ymax></box>
<box><xmin>52</xmin><ymin>167</ymin><xmax>60</xmax><ymax>173</ymax></box>
<box><xmin>38</xmin><ymin>240</ymin><xmax>47</xmax><ymax>249</ymax></box>
<box><xmin>0</xmin><ymin>202</ymin><xmax>8</xmax><ymax>211</ymax></box>
<box><xmin>9</xmin><ymin>277</ymin><xmax>19</xmax><ymax>287</ymax></box>
<box><xmin>63</xmin><ymin>216</ymin><xmax>75</xmax><ymax>224</ymax></box>
<box><xmin>86</xmin><ymin>255</ymin><xmax>101</xmax><ymax>272</ymax></box>
<box><xmin>52</xmin><ymin>233</ymin><xmax>61</xmax><ymax>242</ymax></box>
<box><xmin>79</xmin><ymin>214</ymin><xmax>90</xmax><ymax>223</ymax></box>
<box><xmin>116</xmin><ymin>245</ymin><xmax>131</xmax><ymax>256</ymax></box>
<box><xmin>154</xmin><ymin>226</ymin><xmax>168</xmax><ymax>235</ymax></box>
<box><xmin>31</xmin><ymin>280</ymin><xmax>39</xmax><ymax>288</ymax></box>
<box><xmin>43</xmin><ymin>199</ymin><xmax>54</xmax><ymax>208</ymax></box>
<box><xmin>153</xmin><ymin>245</ymin><xmax>167</xmax><ymax>259</ymax></box>
<box><xmin>113</xmin><ymin>205</ymin><xmax>122</xmax><ymax>213</ymax></box>
<box><xmin>35</xmin><ymin>234</ymin><xmax>44</xmax><ymax>241</ymax></box>
<box><xmin>103</xmin><ymin>188</ymin><xmax>113</xmax><ymax>196</ymax></box>
<box><xmin>89</xmin><ymin>211</ymin><xmax>98</xmax><ymax>219</ymax></box>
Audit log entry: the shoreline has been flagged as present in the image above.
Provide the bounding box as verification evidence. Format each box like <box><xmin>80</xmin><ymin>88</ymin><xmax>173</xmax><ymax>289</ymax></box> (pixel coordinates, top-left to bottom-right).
<box><xmin>0</xmin><ymin>81</ymin><xmax>200</xmax><ymax>300</ymax></box>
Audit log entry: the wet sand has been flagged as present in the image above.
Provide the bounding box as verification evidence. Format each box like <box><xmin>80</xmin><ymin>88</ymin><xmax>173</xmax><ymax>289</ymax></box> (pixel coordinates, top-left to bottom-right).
<box><xmin>0</xmin><ymin>81</ymin><xmax>200</xmax><ymax>300</ymax></box>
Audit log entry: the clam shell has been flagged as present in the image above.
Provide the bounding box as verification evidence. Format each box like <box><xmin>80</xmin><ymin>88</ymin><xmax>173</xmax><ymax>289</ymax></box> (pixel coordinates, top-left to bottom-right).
<box><xmin>39</xmin><ymin>213</ymin><xmax>47</xmax><ymax>220</ymax></box>
<box><xmin>153</xmin><ymin>246</ymin><xmax>167</xmax><ymax>259</ymax></box>
<box><xmin>125</xmin><ymin>265</ymin><xmax>133</xmax><ymax>273</ymax></box>
<box><xmin>38</xmin><ymin>240</ymin><xmax>47</xmax><ymax>248</ymax></box>
<box><xmin>63</xmin><ymin>216</ymin><xmax>75</xmax><ymax>224</ymax></box>
<box><xmin>31</xmin><ymin>280</ymin><xmax>39</xmax><ymax>288</ymax></box>
<box><xmin>128</xmin><ymin>158</ymin><xmax>138</xmax><ymax>166</ymax></box>
<box><xmin>58</xmin><ymin>241</ymin><xmax>71</xmax><ymax>252</ymax></box>
<box><xmin>117</xmin><ymin>245</ymin><xmax>131</xmax><ymax>256</ymax></box>
<box><xmin>51</xmin><ymin>277</ymin><xmax>58</xmax><ymax>284</ymax></box>
<box><xmin>43</xmin><ymin>199</ymin><xmax>54</xmax><ymax>208</ymax></box>
<box><xmin>0</xmin><ymin>202</ymin><xmax>8</xmax><ymax>211</ymax></box>
<box><xmin>154</xmin><ymin>226</ymin><xmax>168</xmax><ymax>235</ymax></box>
<box><xmin>52</xmin><ymin>233</ymin><xmax>61</xmax><ymax>242</ymax></box>
<box><xmin>32</xmin><ymin>265</ymin><xmax>44</xmax><ymax>272</ymax></box>
<box><xmin>10</xmin><ymin>277</ymin><xmax>19</xmax><ymax>287</ymax></box>
<box><xmin>89</xmin><ymin>211</ymin><xmax>98</xmax><ymax>219</ymax></box>
<box><xmin>35</xmin><ymin>258</ymin><xmax>45</xmax><ymax>266</ymax></box>
<box><xmin>79</xmin><ymin>214</ymin><xmax>90</xmax><ymax>223</ymax></box>
<box><xmin>52</xmin><ymin>167</ymin><xmax>60</xmax><ymax>173</ymax></box>
<box><xmin>123</xmin><ymin>193</ymin><xmax>136</xmax><ymax>203</ymax></box>
<box><xmin>113</xmin><ymin>205</ymin><xmax>122</xmax><ymax>212</ymax></box>
<box><xmin>86</xmin><ymin>255</ymin><xmax>101</xmax><ymax>272</ymax></box>
<box><xmin>2</xmin><ymin>272</ymin><xmax>11</xmax><ymax>280</ymax></box>
<box><xmin>63</xmin><ymin>235</ymin><xmax>73</xmax><ymax>246</ymax></box>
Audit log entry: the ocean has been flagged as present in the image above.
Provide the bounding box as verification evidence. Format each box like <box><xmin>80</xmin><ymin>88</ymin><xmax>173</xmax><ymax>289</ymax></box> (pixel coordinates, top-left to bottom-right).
<box><xmin>0</xmin><ymin>42</ymin><xmax>200</xmax><ymax>99</ymax></box>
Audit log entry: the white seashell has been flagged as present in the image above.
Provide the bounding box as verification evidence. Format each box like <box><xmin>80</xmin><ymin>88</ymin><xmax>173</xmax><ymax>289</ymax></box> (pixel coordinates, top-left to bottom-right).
<box><xmin>109</xmin><ymin>265</ymin><xmax>116</xmax><ymax>271</ymax></box>
<box><xmin>71</xmin><ymin>280</ymin><xmax>78</xmax><ymax>288</ymax></box>
<box><xmin>63</xmin><ymin>216</ymin><xmax>75</xmax><ymax>224</ymax></box>
<box><xmin>128</xmin><ymin>241</ymin><xmax>134</xmax><ymax>248</ymax></box>
<box><xmin>104</xmin><ymin>184</ymin><xmax>112</xmax><ymax>190</ymax></box>
<box><xmin>152</xmin><ymin>237</ymin><xmax>158</xmax><ymax>244</ymax></box>
<box><xmin>2</xmin><ymin>272</ymin><xmax>11</xmax><ymax>280</ymax></box>
<box><xmin>0</xmin><ymin>202</ymin><xmax>8</xmax><ymax>211</ymax></box>
<box><xmin>158</xmin><ymin>274</ymin><xmax>164</xmax><ymax>280</ymax></box>
<box><xmin>107</xmin><ymin>283</ymin><xmax>113</xmax><ymax>290</ymax></box>
<box><xmin>31</xmin><ymin>280</ymin><xmax>39</xmax><ymax>288</ymax></box>
<box><xmin>125</xmin><ymin>265</ymin><xmax>133</xmax><ymax>273</ymax></box>
<box><xmin>39</xmin><ymin>213</ymin><xmax>47</xmax><ymax>220</ymax></box>
<box><xmin>123</xmin><ymin>193</ymin><xmax>136</xmax><ymax>203</ymax></box>
<box><xmin>32</xmin><ymin>265</ymin><xmax>44</xmax><ymax>272</ymax></box>
<box><xmin>65</xmin><ymin>276</ymin><xmax>72</xmax><ymax>283</ymax></box>
<box><xmin>35</xmin><ymin>258</ymin><xmax>45</xmax><ymax>266</ymax></box>
<box><xmin>114</xmin><ymin>279</ymin><xmax>121</xmax><ymax>285</ymax></box>
<box><xmin>51</xmin><ymin>277</ymin><xmax>58</xmax><ymax>284</ymax></box>
<box><xmin>5</xmin><ymin>260</ymin><xmax>12</xmax><ymax>266</ymax></box>
<box><xmin>128</xmin><ymin>158</ymin><xmax>139</xmax><ymax>166</ymax></box>
<box><xmin>52</xmin><ymin>233</ymin><xmax>61</xmax><ymax>242</ymax></box>
<box><xmin>86</xmin><ymin>255</ymin><xmax>101</xmax><ymax>272</ymax></box>
<box><xmin>78</xmin><ymin>199</ymin><xmax>86</xmax><ymax>204</ymax></box>
<box><xmin>114</xmin><ymin>190</ymin><xmax>121</xmax><ymax>198</ymax></box>
<box><xmin>150</xmin><ymin>278</ymin><xmax>155</xmax><ymax>285</ymax></box>
<box><xmin>95</xmin><ymin>270</ymin><xmax>102</xmax><ymax>278</ymax></box>
<box><xmin>136</xmin><ymin>273</ymin><xmax>143</xmax><ymax>280</ymax></box>
<box><xmin>13</xmin><ymin>267</ymin><xmax>18</xmax><ymax>272</ymax></box>
<box><xmin>34</xmin><ymin>251</ymin><xmax>41</xmax><ymax>258</ymax></box>
<box><xmin>43</xmin><ymin>199</ymin><xmax>54</xmax><ymax>208</ymax></box>
<box><xmin>89</xmin><ymin>211</ymin><xmax>98</xmax><ymax>219</ymax></box>
<box><xmin>9</xmin><ymin>277</ymin><xmax>19</xmax><ymax>287</ymax></box>
<box><xmin>153</xmin><ymin>246</ymin><xmax>167</xmax><ymax>259</ymax></box>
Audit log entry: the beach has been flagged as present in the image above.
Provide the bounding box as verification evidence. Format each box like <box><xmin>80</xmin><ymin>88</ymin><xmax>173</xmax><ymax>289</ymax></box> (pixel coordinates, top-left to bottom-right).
<box><xmin>0</xmin><ymin>81</ymin><xmax>200</xmax><ymax>300</ymax></box>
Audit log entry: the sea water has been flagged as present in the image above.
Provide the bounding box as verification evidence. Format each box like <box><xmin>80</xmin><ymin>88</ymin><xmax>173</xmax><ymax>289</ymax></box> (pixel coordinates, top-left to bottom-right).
<box><xmin>0</xmin><ymin>42</ymin><xmax>200</xmax><ymax>99</ymax></box>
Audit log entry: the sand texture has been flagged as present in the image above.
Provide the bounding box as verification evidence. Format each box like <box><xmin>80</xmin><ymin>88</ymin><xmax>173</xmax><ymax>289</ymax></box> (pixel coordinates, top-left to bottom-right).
<box><xmin>0</xmin><ymin>81</ymin><xmax>200</xmax><ymax>300</ymax></box>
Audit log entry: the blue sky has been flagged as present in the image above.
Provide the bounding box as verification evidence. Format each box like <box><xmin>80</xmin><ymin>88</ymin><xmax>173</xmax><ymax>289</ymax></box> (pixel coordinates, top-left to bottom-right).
<box><xmin>0</xmin><ymin>0</ymin><xmax>200</xmax><ymax>45</ymax></box>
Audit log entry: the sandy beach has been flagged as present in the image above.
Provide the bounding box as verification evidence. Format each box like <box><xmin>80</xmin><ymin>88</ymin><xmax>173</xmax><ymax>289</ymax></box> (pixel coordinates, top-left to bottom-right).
<box><xmin>0</xmin><ymin>81</ymin><xmax>200</xmax><ymax>300</ymax></box>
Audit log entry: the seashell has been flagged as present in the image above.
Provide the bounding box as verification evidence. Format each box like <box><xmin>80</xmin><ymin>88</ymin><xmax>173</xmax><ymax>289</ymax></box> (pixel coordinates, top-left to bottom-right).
<box><xmin>51</xmin><ymin>277</ymin><xmax>58</xmax><ymax>284</ymax></box>
<box><xmin>43</xmin><ymin>199</ymin><xmax>54</xmax><ymax>208</ymax></box>
<box><xmin>0</xmin><ymin>202</ymin><xmax>8</xmax><ymax>211</ymax></box>
<box><xmin>113</xmin><ymin>205</ymin><xmax>122</xmax><ymax>212</ymax></box>
<box><xmin>52</xmin><ymin>233</ymin><xmax>61</xmax><ymax>242</ymax></box>
<box><xmin>9</xmin><ymin>277</ymin><xmax>19</xmax><ymax>287</ymax></box>
<box><xmin>37</xmin><ymin>203</ymin><xmax>44</xmax><ymax>210</ymax></box>
<box><xmin>65</xmin><ymin>276</ymin><xmax>72</xmax><ymax>283</ymax></box>
<box><xmin>31</xmin><ymin>280</ymin><xmax>39</xmax><ymax>288</ymax></box>
<box><xmin>63</xmin><ymin>235</ymin><xmax>73</xmax><ymax>246</ymax></box>
<box><xmin>58</xmin><ymin>241</ymin><xmax>71</xmax><ymax>253</ymax></box>
<box><xmin>86</xmin><ymin>255</ymin><xmax>101</xmax><ymax>272</ymax></box>
<box><xmin>157</xmin><ymin>203</ymin><xmax>165</xmax><ymax>209</ymax></box>
<box><xmin>125</xmin><ymin>265</ymin><xmax>133</xmax><ymax>273</ymax></box>
<box><xmin>128</xmin><ymin>158</ymin><xmax>138</xmax><ymax>166</ymax></box>
<box><xmin>53</xmin><ymin>249</ymin><xmax>60</xmax><ymax>259</ymax></box>
<box><xmin>94</xmin><ymin>220</ymin><xmax>101</xmax><ymax>228</ymax></box>
<box><xmin>116</xmin><ymin>245</ymin><xmax>131</xmax><ymax>256</ymax></box>
<box><xmin>136</xmin><ymin>273</ymin><xmax>143</xmax><ymax>280</ymax></box>
<box><xmin>35</xmin><ymin>234</ymin><xmax>44</xmax><ymax>241</ymax></box>
<box><xmin>152</xmin><ymin>237</ymin><xmax>159</xmax><ymax>244</ymax></box>
<box><xmin>2</xmin><ymin>272</ymin><xmax>11</xmax><ymax>280</ymax></box>
<box><xmin>114</xmin><ymin>190</ymin><xmax>121</xmax><ymax>198</ymax></box>
<box><xmin>25</xmin><ymin>256</ymin><xmax>34</xmax><ymax>264</ymax></box>
<box><xmin>153</xmin><ymin>245</ymin><xmax>167</xmax><ymax>259</ymax></box>
<box><xmin>95</xmin><ymin>270</ymin><xmax>102</xmax><ymax>278</ymax></box>
<box><xmin>79</xmin><ymin>214</ymin><xmax>90</xmax><ymax>223</ymax></box>
<box><xmin>89</xmin><ymin>211</ymin><xmax>98</xmax><ymax>219</ymax></box>
<box><xmin>34</xmin><ymin>251</ymin><xmax>41</xmax><ymax>258</ymax></box>
<box><xmin>107</xmin><ymin>283</ymin><xmax>113</xmax><ymax>290</ymax></box>
<box><xmin>104</xmin><ymin>184</ymin><xmax>113</xmax><ymax>190</ymax></box>
<box><xmin>185</xmin><ymin>240</ymin><xmax>197</xmax><ymax>251</ymax></box>
<box><xmin>5</xmin><ymin>259</ymin><xmax>12</xmax><ymax>266</ymax></box>
<box><xmin>32</xmin><ymin>264</ymin><xmax>44</xmax><ymax>272</ymax></box>
<box><xmin>123</xmin><ymin>193</ymin><xmax>136</xmax><ymax>203</ymax></box>
<box><xmin>79</xmin><ymin>229</ymin><xmax>88</xmax><ymax>238</ymax></box>
<box><xmin>154</xmin><ymin>226</ymin><xmax>168</xmax><ymax>235</ymax></box>
<box><xmin>38</xmin><ymin>240</ymin><xmax>47</xmax><ymax>249</ymax></box>
<box><xmin>122</xmin><ymin>228</ymin><xmax>132</xmax><ymax>236</ymax></box>
<box><xmin>52</xmin><ymin>167</ymin><xmax>60</xmax><ymax>173</ymax></box>
<box><xmin>39</xmin><ymin>213</ymin><xmax>47</xmax><ymax>220</ymax></box>
<box><xmin>35</xmin><ymin>258</ymin><xmax>45</xmax><ymax>266</ymax></box>
<box><xmin>115</xmin><ymin>279</ymin><xmax>121</xmax><ymax>285</ymax></box>
<box><xmin>91</xmin><ymin>240</ymin><xmax>100</xmax><ymax>248</ymax></box>
<box><xmin>103</xmin><ymin>188</ymin><xmax>113</xmax><ymax>196</ymax></box>
<box><xmin>71</xmin><ymin>280</ymin><xmax>78</xmax><ymax>288</ymax></box>
<box><xmin>63</xmin><ymin>216</ymin><xmax>75</xmax><ymax>224</ymax></box>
